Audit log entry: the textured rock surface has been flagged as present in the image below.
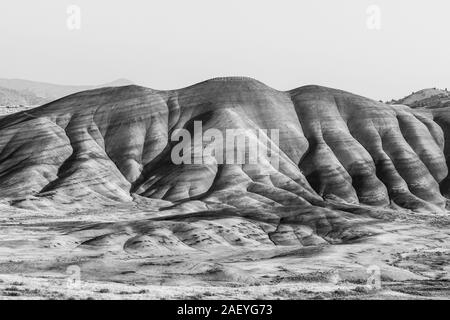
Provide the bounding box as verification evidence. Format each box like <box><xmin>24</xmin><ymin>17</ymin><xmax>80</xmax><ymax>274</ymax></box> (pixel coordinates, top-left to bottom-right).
<box><xmin>0</xmin><ymin>77</ymin><xmax>448</xmax><ymax>215</ymax></box>
<box><xmin>391</xmin><ymin>89</ymin><xmax>450</xmax><ymax>199</ymax></box>
<box><xmin>407</xmin><ymin>106</ymin><xmax>450</xmax><ymax>198</ymax></box>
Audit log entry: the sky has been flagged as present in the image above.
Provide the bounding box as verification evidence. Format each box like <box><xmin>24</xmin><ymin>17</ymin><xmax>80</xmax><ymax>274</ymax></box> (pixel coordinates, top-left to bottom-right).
<box><xmin>0</xmin><ymin>0</ymin><xmax>449</xmax><ymax>101</ymax></box>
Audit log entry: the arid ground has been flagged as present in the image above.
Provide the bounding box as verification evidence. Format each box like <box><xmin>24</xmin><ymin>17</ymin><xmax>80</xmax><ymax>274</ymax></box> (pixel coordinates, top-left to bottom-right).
<box><xmin>0</xmin><ymin>79</ymin><xmax>449</xmax><ymax>299</ymax></box>
<box><xmin>0</xmin><ymin>204</ymin><xmax>448</xmax><ymax>300</ymax></box>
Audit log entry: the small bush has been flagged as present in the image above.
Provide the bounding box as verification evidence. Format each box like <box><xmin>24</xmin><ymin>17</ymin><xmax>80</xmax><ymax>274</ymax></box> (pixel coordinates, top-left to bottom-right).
<box><xmin>97</xmin><ymin>288</ymin><xmax>110</xmax><ymax>293</ymax></box>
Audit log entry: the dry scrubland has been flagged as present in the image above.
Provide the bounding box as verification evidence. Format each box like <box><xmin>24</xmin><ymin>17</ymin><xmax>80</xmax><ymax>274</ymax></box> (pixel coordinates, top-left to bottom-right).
<box><xmin>0</xmin><ymin>205</ymin><xmax>449</xmax><ymax>299</ymax></box>
<box><xmin>0</xmin><ymin>78</ymin><xmax>448</xmax><ymax>299</ymax></box>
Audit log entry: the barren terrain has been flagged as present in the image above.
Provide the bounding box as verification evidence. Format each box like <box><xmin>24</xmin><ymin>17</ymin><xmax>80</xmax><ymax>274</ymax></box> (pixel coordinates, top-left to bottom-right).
<box><xmin>0</xmin><ymin>78</ymin><xmax>448</xmax><ymax>299</ymax></box>
<box><xmin>0</xmin><ymin>202</ymin><xmax>448</xmax><ymax>300</ymax></box>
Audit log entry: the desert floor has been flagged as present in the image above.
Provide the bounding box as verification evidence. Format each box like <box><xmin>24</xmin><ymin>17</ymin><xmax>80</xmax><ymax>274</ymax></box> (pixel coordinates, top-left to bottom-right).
<box><xmin>0</xmin><ymin>206</ymin><xmax>448</xmax><ymax>300</ymax></box>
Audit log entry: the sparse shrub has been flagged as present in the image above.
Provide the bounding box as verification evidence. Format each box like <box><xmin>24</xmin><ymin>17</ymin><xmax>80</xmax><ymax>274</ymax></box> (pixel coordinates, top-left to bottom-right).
<box><xmin>5</xmin><ymin>286</ymin><xmax>20</xmax><ymax>291</ymax></box>
<box><xmin>97</xmin><ymin>288</ymin><xmax>110</xmax><ymax>293</ymax></box>
<box><xmin>353</xmin><ymin>285</ymin><xmax>371</xmax><ymax>293</ymax></box>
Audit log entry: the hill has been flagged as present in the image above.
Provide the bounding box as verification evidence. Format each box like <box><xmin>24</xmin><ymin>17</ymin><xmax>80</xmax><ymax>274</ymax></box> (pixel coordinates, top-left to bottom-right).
<box><xmin>392</xmin><ymin>88</ymin><xmax>450</xmax><ymax>109</ymax></box>
<box><xmin>0</xmin><ymin>77</ymin><xmax>447</xmax><ymax>215</ymax></box>
<box><xmin>1</xmin><ymin>77</ymin><xmax>449</xmax><ymax>298</ymax></box>
<box><xmin>0</xmin><ymin>78</ymin><xmax>134</xmax><ymax>107</ymax></box>
<box><xmin>0</xmin><ymin>86</ymin><xmax>46</xmax><ymax>107</ymax></box>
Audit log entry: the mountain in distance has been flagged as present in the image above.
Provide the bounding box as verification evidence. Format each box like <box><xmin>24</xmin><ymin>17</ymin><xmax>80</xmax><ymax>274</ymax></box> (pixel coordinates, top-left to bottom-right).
<box><xmin>0</xmin><ymin>86</ymin><xmax>47</xmax><ymax>106</ymax></box>
<box><xmin>0</xmin><ymin>78</ymin><xmax>134</xmax><ymax>107</ymax></box>
<box><xmin>391</xmin><ymin>87</ymin><xmax>450</xmax><ymax>109</ymax></box>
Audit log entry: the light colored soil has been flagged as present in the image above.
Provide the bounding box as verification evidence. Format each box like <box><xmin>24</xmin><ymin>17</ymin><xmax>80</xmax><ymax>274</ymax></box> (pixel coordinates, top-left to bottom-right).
<box><xmin>0</xmin><ymin>207</ymin><xmax>448</xmax><ymax>300</ymax></box>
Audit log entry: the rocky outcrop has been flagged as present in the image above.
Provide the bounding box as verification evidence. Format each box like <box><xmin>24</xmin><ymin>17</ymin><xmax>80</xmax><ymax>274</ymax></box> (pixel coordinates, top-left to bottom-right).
<box><xmin>0</xmin><ymin>77</ymin><xmax>448</xmax><ymax>214</ymax></box>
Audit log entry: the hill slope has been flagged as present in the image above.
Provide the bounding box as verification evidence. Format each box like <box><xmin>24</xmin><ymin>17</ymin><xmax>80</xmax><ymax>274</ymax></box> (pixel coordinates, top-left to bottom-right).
<box><xmin>393</xmin><ymin>88</ymin><xmax>450</xmax><ymax>109</ymax></box>
<box><xmin>0</xmin><ymin>77</ymin><xmax>447</xmax><ymax>215</ymax></box>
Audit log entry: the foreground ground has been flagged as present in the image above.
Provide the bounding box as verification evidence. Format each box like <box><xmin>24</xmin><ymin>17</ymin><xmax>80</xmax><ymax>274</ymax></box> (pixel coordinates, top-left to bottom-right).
<box><xmin>0</xmin><ymin>205</ymin><xmax>448</xmax><ymax>300</ymax></box>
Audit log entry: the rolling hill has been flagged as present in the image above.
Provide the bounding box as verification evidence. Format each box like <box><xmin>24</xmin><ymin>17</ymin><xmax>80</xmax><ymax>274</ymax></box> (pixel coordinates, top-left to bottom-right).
<box><xmin>1</xmin><ymin>78</ymin><xmax>449</xmax><ymax>298</ymax></box>
<box><xmin>0</xmin><ymin>77</ymin><xmax>447</xmax><ymax>216</ymax></box>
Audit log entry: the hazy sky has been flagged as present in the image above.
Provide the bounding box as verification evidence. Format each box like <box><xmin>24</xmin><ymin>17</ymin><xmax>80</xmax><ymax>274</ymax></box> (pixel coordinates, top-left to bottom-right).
<box><xmin>0</xmin><ymin>0</ymin><xmax>449</xmax><ymax>100</ymax></box>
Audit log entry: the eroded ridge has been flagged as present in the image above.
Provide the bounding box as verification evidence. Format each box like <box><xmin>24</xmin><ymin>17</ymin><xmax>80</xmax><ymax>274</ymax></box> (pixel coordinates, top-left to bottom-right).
<box><xmin>0</xmin><ymin>79</ymin><xmax>448</xmax><ymax>215</ymax></box>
